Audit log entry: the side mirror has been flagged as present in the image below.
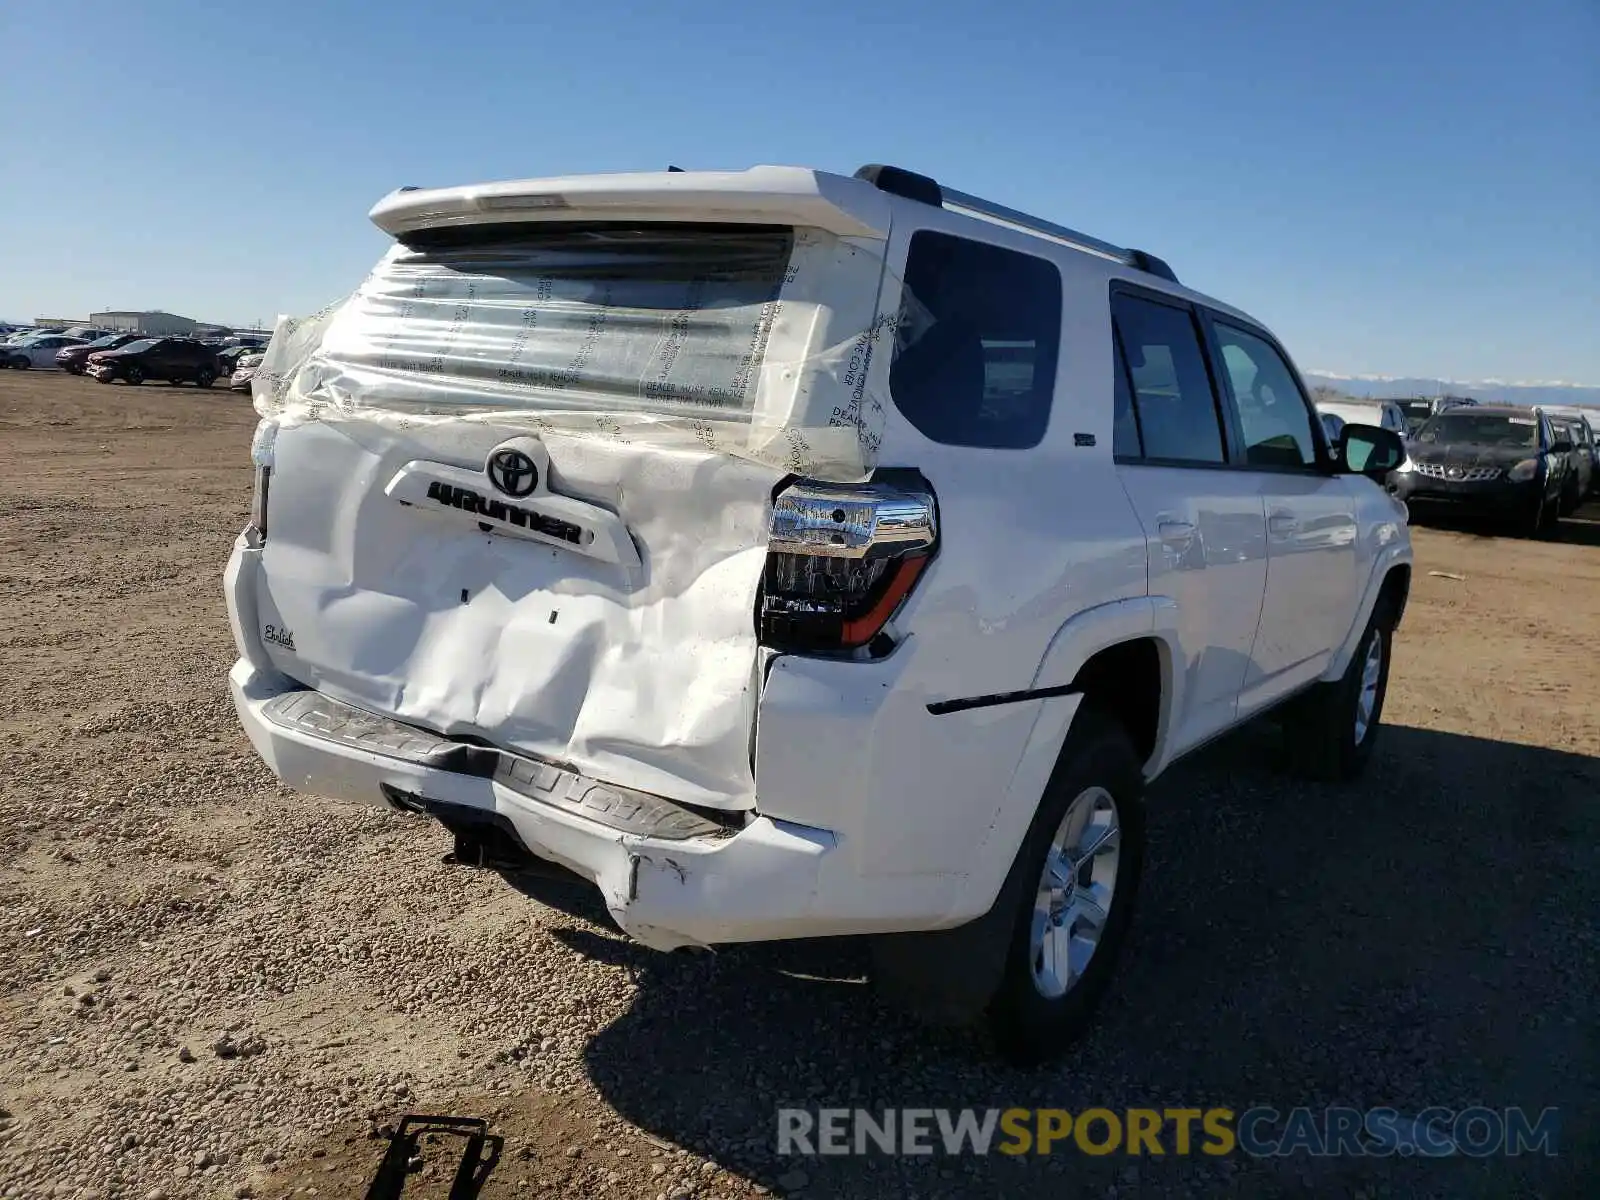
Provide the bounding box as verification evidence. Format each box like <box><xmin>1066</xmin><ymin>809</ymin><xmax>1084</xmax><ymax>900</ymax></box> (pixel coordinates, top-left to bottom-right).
<box><xmin>1335</xmin><ymin>423</ymin><xmax>1405</xmax><ymax>481</ymax></box>
<box><xmin>1552</xmin><ymin>439</ymin><xmax>1573</xmax><ymax>454</ymax></box>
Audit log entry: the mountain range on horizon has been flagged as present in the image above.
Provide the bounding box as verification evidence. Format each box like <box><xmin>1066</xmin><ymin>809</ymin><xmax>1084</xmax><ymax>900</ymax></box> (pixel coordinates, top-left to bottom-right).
<box><xmin>1304</xmin><ymin>373</ymin><xmax>1599</xmax><ymax>410</ymax></box>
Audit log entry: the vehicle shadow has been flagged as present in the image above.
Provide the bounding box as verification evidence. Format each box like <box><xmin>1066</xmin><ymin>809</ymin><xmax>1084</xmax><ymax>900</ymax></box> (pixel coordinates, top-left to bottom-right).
<box><xmin>1411</xmin><ymin>497</ymin><xmax>1600</xmax><ymax>547</ymax></box>
<box><xmin>515</xmin><ymin>721</ymin><xmax>1600</xmax><ymax>1199</ymax></box>
<box><xmin>1555</xmin><ymin>506</ymin><xmax>1600</xmax><ymax>548</ymax></box>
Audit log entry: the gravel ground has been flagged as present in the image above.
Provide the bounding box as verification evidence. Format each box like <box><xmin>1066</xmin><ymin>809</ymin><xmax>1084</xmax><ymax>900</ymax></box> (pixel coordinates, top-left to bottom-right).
<box><xmin>1</xmin><ymin>370</ymin><xmax>1595</xmax><ymax>1199</ymax></box>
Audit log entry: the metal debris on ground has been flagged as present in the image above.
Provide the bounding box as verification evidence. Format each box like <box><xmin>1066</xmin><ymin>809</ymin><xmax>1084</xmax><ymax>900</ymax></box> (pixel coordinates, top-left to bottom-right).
<box><xmin>365</xmin><ymin>1113</ymin><xmax>502</xmax><ymax>1199</ymax></box>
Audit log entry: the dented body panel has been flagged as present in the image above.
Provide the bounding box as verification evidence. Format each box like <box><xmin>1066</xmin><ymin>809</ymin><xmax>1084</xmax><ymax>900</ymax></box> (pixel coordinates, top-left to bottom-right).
<box><xmin>252</xmin><ymin>420</ymin><xmax>778</xmax><ymax>810</ymax></box>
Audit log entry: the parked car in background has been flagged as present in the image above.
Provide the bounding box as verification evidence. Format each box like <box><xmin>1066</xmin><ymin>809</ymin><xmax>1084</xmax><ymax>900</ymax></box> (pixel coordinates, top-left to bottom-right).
<box><xmin>229</xmin><ymin>351</ymin><xmax>264</xmax><ymax>392</ymax></box>
<box><xmin>1395</xmin><ymin>395</ymin><xmax>1477</xmax><ymax>436</ymax></box>
<box><xmin>1319</xmin><ymin>398</ymin><xmax>1409</xmax><ymax>440</ymax></box>
<box><xmin>216</xmin><ymin>345</ymin><xmax>260</xmax><ymax>375</ymax></box>
<box><xmin>57</xmin><ymin>332</ymin><xmax>142</xmax><ymax>374</ymax></box>
<box><xmin>1318</xmin><ymin>410</ymin><xmax>1346</xmax><ymax>449</ymax></box>
<box><xmin>1</xmin><ymin>333</ymin><xmax>88</xmax><ymax>369</ymax></box>
<box><xmin>1542</xmin><ymin>407</ymin><xmax>1600</xmax><ymax>492</ymax></box>
<box><xmin>1393</xmin><ymin>405</ymin><xmax>1567</xmax><ymax>535</ymax></box>
<box><xmin>85</xmin><ymin>337</ymin><xmax>220</xmax><ymax>387</ymax></box>
<box><xmin>1316</xmin><ymin>398</ymin><xmax>1410</xmax><ymax>458</ymax></box>
<box><xmin>1547</xmin><ymin>415</ymin><xmax>1592</xmax><ymax>511</ymax></box>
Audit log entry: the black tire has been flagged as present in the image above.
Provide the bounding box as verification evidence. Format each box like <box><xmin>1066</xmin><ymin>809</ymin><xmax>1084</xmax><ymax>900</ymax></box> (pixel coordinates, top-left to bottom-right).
<box><xmin>1522</xmin><ymin>493</ymin><xmax>1548</xmax><ymax>539</ymax></box>
<box><xmin>1282</xmin><ymin>602</ymin><xmax>1394</xmax><ymax>781</ymax></box>
<box><xmin>13</xmin><ymin>357</ymin><xmax>28</xmax><ymax>370</ymax></box>
<box><xmin>196</xmin><ymin>366</ymin><xmax>216</xmax><ymax>389</ymax></box>
<box><xmin>985</xmin><ymin>706</ymin><xmax>1146</xmax><ymax>1066</ymax></box>
<box><xmin>1535</xmin><ymin>492</ymin><xmax>1561</xmax><ymax>539</ymax></box>
<box><xmin>124</xmin><ymin>365</ymin><xmax>144</xmax><ymax>385</ymax></box>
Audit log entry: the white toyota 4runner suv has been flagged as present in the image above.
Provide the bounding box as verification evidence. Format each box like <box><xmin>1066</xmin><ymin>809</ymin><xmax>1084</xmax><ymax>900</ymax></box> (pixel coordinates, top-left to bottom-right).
<box><xmin>225</xmin><ymin>164</ymin><xmax>1412</xmax><ymax>1063</ymax></box>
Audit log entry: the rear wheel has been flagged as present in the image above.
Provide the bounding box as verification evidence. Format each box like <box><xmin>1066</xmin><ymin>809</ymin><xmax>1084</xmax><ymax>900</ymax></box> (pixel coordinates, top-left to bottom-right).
<box><xmin>1283</xmin><ymin>602</ymin><xmax>1394</xmax><ymax>781</ymax></box>
<box><xmin>13</xmin><ymin>357</ymin><xmax>28</xmax><ymax>370</ymax></box>
<box><xmin>196</xmin><ymin>366</ymin><xmax>216</xmax><ymax>389</ymax></box>
<box><xmin>985</xmin><ymin>706</ymin><xmax>1146</xmax><ymax>1065</ymax></box>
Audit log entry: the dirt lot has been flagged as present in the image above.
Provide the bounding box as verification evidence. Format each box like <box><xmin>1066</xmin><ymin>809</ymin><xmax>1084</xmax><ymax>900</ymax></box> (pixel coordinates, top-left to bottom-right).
<box><xmin>1</xmin><ymin>369</ymin><xmax>1595</xmax><ymax>1200</ymax></box>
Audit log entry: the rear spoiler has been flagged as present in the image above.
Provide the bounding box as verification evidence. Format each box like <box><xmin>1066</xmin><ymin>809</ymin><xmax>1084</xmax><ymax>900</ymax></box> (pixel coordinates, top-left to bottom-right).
<box><xmin>368</xmin><ymin>166</ymin><xmax>894</xmax><ymax>241</ymax></box>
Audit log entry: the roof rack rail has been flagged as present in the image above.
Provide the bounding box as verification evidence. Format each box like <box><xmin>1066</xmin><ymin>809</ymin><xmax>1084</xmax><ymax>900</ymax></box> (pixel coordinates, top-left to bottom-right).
<box><xmin>853</xmin><ymin>164</ymin><xmax>1179</xmax><ymax>284</ymax></box>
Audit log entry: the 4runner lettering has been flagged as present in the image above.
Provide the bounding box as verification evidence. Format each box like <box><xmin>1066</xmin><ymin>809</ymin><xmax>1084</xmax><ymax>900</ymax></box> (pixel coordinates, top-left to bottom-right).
<box><xmin>424</xmin><ymin>481</ymin><xmax>582</xmax><ymax>544</ymax></box>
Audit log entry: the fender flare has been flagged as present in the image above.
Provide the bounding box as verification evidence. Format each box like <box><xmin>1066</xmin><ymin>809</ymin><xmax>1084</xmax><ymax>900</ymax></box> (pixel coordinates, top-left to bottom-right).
<box><xmin>941</xmin><ymin>597</ymin><xmax>1184</xmax><ymax>925</ymax></box>
<box><xmin>1322</xmin><ymin>541</ymin><xmax>1413</xmax><ymax>682</ymax></box>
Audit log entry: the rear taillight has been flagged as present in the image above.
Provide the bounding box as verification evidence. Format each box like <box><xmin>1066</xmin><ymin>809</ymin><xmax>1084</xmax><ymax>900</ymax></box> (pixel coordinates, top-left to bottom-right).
<box><xmin>246</xmin><ymin>420</ymin><xmax>277</xmax><ymax>545</ymax></box>
<box><xmin>759</xmin><ymin>478</ymin><xmax>937</xmax><ymax>654</ymax></box>
<box><xmin>247</xmin><ymin>466</ymin><xmax>271</xmax><ymax>543</ymax></box>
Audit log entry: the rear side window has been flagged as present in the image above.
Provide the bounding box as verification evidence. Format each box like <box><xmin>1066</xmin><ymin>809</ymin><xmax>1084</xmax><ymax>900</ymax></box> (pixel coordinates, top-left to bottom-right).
<box><xmin>1111</xmin><ymin>328</ymin><xmax>1143</xmax><ymax>458</ymax></box>
<box><xmin>890</xmin><ymin>231</ymin><xmax>1062</xmax><ymax>449</ymax></box>
<box><xmin>1111</xmin><ymin>294</ymin><xmax>1226</xmax><ymax>464</ymax></box>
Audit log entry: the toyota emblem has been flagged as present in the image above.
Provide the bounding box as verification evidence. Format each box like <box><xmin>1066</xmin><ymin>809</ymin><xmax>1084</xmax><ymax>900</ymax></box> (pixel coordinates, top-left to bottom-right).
<box><xmin>487</xmin><ymin>448</ymin><xmax>539</xmax><ymax>498</ymax></box>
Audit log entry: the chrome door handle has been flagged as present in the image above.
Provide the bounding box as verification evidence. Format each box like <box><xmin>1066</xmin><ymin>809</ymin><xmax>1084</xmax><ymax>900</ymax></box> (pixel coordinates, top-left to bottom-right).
<box><xmin>1269</xmin><ymin>514</ymin><xmax>1298</xmax><ymax>535</ymax></box>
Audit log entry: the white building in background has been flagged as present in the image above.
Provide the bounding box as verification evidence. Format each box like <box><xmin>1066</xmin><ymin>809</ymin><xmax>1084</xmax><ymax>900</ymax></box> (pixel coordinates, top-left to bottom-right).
<box><xmin>89</xmin><ymin>310</ymin><xmax>200</xmax><ymax>336</ymax></box>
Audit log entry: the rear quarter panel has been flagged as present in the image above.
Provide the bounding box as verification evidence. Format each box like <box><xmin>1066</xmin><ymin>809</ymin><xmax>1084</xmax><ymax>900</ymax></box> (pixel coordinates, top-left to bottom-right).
<box><xmin>754</xmin><ymin>213</ymin><xmax>1150</xmax><ymax>916</ymax></box>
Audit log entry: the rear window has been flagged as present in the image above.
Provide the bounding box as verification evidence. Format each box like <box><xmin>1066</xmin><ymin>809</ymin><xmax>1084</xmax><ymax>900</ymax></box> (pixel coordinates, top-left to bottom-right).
<box><xmin>340</xmin><ymin>223</ymin><xmax>795</xmax><ymax>418</ymax></box>
<box><xmin>890</xmin><ymin>230</ymin><xmax>1062</xmax><ymax>449</ymax></box>
<box><xmin>1416</xmin><ymin>412</ymin><xmax>1539</xmax><ymax>448</ymax></box>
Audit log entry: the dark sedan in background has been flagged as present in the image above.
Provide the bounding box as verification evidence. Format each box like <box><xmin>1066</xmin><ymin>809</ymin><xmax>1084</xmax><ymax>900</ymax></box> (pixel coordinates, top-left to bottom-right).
<box><xmin>1547</xmin><ymin>415</ymin><xmax>1594</xmax><ymax>511</ymax></box>
<box><xmin>56</xmin><ymin>332</ymin><xmax>142</xmax><ymax>374</ymax></box>
<box><xmin>1391</xmin><ymin>405</ymin><xmax>1570</xmax><ymax>537</ymax></box>
<box><xmin>85</xmin><ymin>337</ymin><xmax>220</xmax><ymax>387</ymax></box>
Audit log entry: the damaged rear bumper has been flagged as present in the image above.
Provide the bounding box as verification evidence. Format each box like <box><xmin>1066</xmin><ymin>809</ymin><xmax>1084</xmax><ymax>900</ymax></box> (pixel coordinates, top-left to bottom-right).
<box><xmin>230</xmin><ymin>658</ymin><xmax>847</xmax><ymax>951</ymax></box>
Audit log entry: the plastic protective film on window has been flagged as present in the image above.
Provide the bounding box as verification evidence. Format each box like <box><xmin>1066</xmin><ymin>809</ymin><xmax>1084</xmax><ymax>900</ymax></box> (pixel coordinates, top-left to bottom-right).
<box><xmin>251</xmin><ymin>226</ymin><xmax>924</xmax><ymax>482</ymax></box>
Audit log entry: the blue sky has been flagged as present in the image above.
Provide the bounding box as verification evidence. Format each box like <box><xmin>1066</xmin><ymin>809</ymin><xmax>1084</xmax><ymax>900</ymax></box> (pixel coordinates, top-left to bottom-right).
<box><xmin>4</xmin><ymin>0</ymin><xmax>1595</xmax><ymax>382</ymax></box>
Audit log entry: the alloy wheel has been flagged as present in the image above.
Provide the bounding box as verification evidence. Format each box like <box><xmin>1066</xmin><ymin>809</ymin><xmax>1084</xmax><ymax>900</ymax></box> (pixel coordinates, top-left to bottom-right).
<box><xmin>1030</xmin><ymin>786</ymin><xmax>1122</xmax><ymax>999</ymax></box>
